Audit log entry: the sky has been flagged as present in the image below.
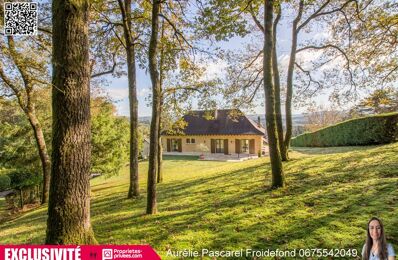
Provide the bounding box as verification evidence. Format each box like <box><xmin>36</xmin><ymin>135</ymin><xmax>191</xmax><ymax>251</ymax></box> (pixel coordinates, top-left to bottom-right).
<box><xmin>99</xmin><ymin>4</ymin><xmax>351</xmax><ymax>118</ymax></box>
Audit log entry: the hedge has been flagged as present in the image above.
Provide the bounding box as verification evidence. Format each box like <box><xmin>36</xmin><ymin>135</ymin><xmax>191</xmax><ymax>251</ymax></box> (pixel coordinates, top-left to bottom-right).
<box><xmin>291</xmin><ymin>112</ymin><xmax>398</xmax><ymax>147</ymax></box>
<box><xmin>0</xmin><ymin>174</ymin><xmax>11</xmax><ymax>191</ymax></box>
<box><xmin>7</xmin><ymin>170</ymin><xmax>42</xmax><ymax>190</ymax></box>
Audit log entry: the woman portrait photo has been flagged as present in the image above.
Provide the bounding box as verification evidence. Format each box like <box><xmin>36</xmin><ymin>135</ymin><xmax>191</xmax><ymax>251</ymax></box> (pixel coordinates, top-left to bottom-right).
<box><xmin>362</xmin><ymin>217</ymin><xmax>396</xmax><ymax>260</ymax></box>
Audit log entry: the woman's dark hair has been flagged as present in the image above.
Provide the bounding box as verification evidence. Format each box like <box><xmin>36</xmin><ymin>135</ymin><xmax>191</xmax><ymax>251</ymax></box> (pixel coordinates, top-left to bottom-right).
<box><xmin>363</xmin><ymin>217</ymin><xmax>388</xmax><ymax>260</ymax></box>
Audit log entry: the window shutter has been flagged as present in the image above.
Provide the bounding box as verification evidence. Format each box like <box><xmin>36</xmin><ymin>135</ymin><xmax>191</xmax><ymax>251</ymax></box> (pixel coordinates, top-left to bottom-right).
<box><xmin>224</xmin><ymin>139</ymin><xmax>229</xmax><ymax>155</ymax></box>
<box><xmin>178</xmin><ymin>139</ymin><xmax>182</xmax><ymax>152</ymax></box>
<box><xmin>235</xmin><ymin>139</ymin><xmax>241</xmax><ymax>153</ymax></box>
<box><xmin>167</xmin><ymin>139</ymin><xmax>171</xmax><ymax>152</ymax></box>
<box><xmin>211</xmin><ymin>139</ymin><xmax>215</xmax><ymax>153</ymax></box>
<box><xmin>249</xmin><ymin>139</ymin><xmax>255</xmax><ymax>154</ymax></box>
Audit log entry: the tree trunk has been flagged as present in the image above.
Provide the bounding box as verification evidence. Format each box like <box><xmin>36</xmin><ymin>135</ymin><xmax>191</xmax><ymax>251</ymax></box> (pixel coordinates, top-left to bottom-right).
<box><xmin>272</xmin><ymin>6</ymin><xmax>287</xmax><ymax>161</ymax></box>
<box><xmin>157</xmin><ymin>135</ymin><xmax>163</xmax><ymax>183</ymax></box>
<box><xmin>26</xmin><ymin>109</ymin><xmax>51</xmax><ymax>204</ymax></box>
<box><xmin>119</xmin><ymin>0</ymin><xmax>139</xmax><ymax>198</ymax></box>
<box><xmin>283</xmin><ymin>1</ymin><xmax>303</xmax><ymax>161</ymax></box>
<box><xmin>46</xmin><ymin>0</ymin><xmax>97</xmax><ymax>244</ymax></box>
<box><xmin>147</xmin><ymin>0</ymin><xmax>161</xmax><ymax>215</ymax></box>
<box><xmin>157</xmin><ymin>23</ymin><xmax>165</xmax><ymax>184</ymax></box>
<box><xmin>263</xmin><ymin>0</ymin><xmax>285</xmax><ymax>188</ymax></box>
<box><xmin>20</xmin><ymin>189</ymin><xmax>23</xmax><ymax>209</ymax></box>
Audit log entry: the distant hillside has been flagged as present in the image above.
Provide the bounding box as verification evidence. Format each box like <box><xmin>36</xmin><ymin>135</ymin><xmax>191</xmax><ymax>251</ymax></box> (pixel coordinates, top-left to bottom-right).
<box><xmin>247</xmin><ymin>114</ymin><xmax>307</xmax><ymax>136</ymax></box>
<box><xmin>247</xmin><ymin>114</ymin><xmax>307</xmax><ymax>126</ymax></box>
<box><xmin>138</xmin><ymin>116</ymin><xmax>151</xmax><ymax>124</ymax></box>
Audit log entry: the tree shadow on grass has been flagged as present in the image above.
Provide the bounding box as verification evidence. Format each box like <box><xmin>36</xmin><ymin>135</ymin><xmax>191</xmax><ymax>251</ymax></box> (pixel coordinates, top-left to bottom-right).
<box><xmin>0</xmin><ymin>205</ymin><xmax>47</xmax><ymax>244</ymax></box>
<box><xmin>89</xmin><ymin>148</ymin><xmax>397</xmax><ymax>257</ymax></box>
<box><xmin>1</xmin><ymin>143</ymin><xmax>396</xmax><ymax>254</ymax></box>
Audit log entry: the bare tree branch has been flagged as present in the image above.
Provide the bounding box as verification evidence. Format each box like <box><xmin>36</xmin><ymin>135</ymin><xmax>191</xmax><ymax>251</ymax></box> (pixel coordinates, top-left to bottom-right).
<box><xmin>163</xmin><ymin>86</ymin><xmax>204</xmax><ymax>96</ymax></box>
<box><xmin>297</xmin><ymin>0</ymin><xmax>331</xmax><ymax>32</ymax></box>
<box><xmin>249</xmin><ymin>2</ymin><xmax>264</xmax><ymax>34</ymax></box>
<box><xmin>295</xmin><ymin>62</ymin><xmax>322</xmax><ymax>97</ymax></box>
<box><xmin>159</xmin><ymin>13</ymin><xmax>193</xmax><ymax>49</ymax></box>
<box><xmin>38</xmin><ymin>27</ymin><xmax>52</xmax><ymax>34</ymax></box>
<box><xmin>91</xmin><ymin>51</ymin><xmax>119</xmax><ymax>78</ymax></box>
<box><xmin>296</xmin><ymin>44</ymin><xmax>355</xmax><ymax>86</ymax></box>
<box><xmin>235</xmin><ymin>50</ymin><xmax>263</xmax><ymax>81</ymax></box>
<box><xmin>0</xmin><ymin>62</ymin><xmax>26</xmax><ymax>109</ymax></box>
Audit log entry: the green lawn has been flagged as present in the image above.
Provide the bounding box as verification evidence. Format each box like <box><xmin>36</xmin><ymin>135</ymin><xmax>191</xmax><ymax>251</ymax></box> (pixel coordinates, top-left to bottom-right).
<box><xmin>0</xmin><ymin>143</ymin><xmax>397</xmax><ymax>259</ymax></box>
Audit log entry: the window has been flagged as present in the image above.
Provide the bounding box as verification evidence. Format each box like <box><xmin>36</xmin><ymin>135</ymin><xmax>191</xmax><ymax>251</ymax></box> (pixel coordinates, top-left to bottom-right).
<box><xmin>215</xmin><ymin>139</ymin><xmax>224</xmax><ymax>153</ymax></box>
<box><xmin>240</xmin><ymin>139</ymin><xmax>249</xmax><ymax>153</ymax></box>
<box><xmin>186</xmin><ymin>138</ymin><xmax>195</xmax><ymax>144</ymax></box>
<box><xmin>171</xmin><ymin>139</ymin><xmax>180</xmax><ymax>152</ymax></box>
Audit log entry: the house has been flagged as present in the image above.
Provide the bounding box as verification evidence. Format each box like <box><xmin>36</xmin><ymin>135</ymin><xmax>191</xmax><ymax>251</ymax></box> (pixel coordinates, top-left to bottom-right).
<box><xmin>162</xmin><ymin>109</ymin><xmax>267</xmax><ymax>156</ymax></box>
<box><xmin>142</xmin><ymin>138</ymin><xmax>150</xmax><ymax>159</ymax></box>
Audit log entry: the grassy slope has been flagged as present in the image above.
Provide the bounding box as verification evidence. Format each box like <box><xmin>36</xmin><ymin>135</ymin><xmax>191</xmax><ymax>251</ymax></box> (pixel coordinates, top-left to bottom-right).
<box><xmin>0</xmin><ymin>144</ymin><xmax>397</xmax><ymax>258</ymax></box>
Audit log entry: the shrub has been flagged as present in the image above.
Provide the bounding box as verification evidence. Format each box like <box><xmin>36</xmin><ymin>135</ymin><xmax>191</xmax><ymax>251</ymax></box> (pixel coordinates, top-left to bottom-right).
<box><xmin>291</xmin><ymin>112</ymin><xmax>398</xmax><ymax>147</ymax></box>
<box><xmin>7</xmin><ymin>170</ymin><xmax>42</xmax><ymax>190</ymax></box>
<box><xmin>0</xmin><ymin>174</ymin><xmax>11</xmax><ymax>191</ymax></box>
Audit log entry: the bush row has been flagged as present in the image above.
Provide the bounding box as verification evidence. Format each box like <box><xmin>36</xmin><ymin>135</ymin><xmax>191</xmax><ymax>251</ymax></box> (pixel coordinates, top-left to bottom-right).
<box><xmin>0</xmin><ymin>170</ymin><xmax>42</xmax><ymax>192</ymax></box>
<box><xmin>291</xmin><ymin>112</ymin><xmax>398</xmax><ymax>147</ymax></box>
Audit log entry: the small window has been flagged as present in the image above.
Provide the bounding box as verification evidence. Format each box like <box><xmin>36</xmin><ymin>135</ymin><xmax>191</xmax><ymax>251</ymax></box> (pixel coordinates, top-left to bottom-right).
<box><xmin>191</xmin><ymin>138</ymin><xmax>195</xmax><ymax>144</ymax></box>
<box><xmin>186</xmin><ymin>138</ymin><xmax>191</xmax><ymax>144</ymax></box>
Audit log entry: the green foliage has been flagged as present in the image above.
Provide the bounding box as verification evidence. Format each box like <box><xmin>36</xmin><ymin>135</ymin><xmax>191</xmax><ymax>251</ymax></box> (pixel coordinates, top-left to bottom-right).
<box><xmin>1</xmin><ymin>95</ymin><xmax>129</xmax><ymax>182</ymax></box>
<box><xmin>91</xmin><ymin>98</ymin><xmax>129</xmax><ymax>176</ymax></box>
<box><xmin>0</xmin><ymin>99</ymin><xmax>43</xmax><ymax>173</ymax></box>
<box><xmin>0</xmin><ymin>174</ymin><xmax>11</xmax><ymax>191</ymax></box>
<box><xmin>7</xmin><ymin>170</ymin><xmax>42</xmax><ymax>190</ymax></box>
<box><xmin>292</xmin><ymin>113</ymin><xmax>398</xmax><ymax>147</ymax></box>
<box><xmin>195</xmin><ymin>0</ymin><xmax>250</xmax><ymax>41</ymax></box>
<box><xmin>350</xmin><ymin>88</ymin><xmax>398</xmax><ymax>116</ymax></box>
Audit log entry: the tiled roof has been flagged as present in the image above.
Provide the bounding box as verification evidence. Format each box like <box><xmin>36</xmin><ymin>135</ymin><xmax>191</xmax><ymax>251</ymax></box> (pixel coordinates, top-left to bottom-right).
<box><xmin>165</xmin><ymin>109</ymin><xmax>265</xmax><ymax>136</ymax></box>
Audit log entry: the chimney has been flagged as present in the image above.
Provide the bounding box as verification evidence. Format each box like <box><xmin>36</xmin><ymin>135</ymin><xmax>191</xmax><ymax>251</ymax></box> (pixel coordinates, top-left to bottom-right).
<box><xmin>257</xmin><ymin>116</ymin><xmax>261</xmax><ymax>127</ymax></box>
<box><xmin>214</xmin><ymin>109</ymin><xmax>218</xmax><ymax>119</ymax></box>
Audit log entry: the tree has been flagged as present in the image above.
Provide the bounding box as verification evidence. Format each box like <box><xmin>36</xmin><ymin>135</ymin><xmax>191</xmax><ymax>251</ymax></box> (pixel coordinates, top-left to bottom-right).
<box><xmin>1</xmin><ymin>95</ymin><xmax>129</xmax><ymax>187</ymax></box>
<box><xmin>145</xmin><ymin>0</ymin><xmax>213</xmax><ymax>212</ymax></box>
<box><xmin>350</xmin><ymin>88</ymin><xmax>398</xmax><ymax>116</ymax></box>
<box><xmin>211</xmin><ymin>0</ymin><xmax>396</xmax><ymax>162</ymax></box>
<box><xmin>271</xmin><ymin>4</ymin><xmax>285</xmax><ymax>161</ymax></box>
<box><xmin>91</xmin><ymin>0</ymin><xmax>150</xmax><ymax>199</ymax></box>
<box><xmin>263</xmin><ymin>0</ymin><xmax>284</xmax><ymax>188</ymax></box>
<box><xmin>46</xmin><ymin>0</ymin><xmax>97</xmax><ymax>244</ymax></box>
<box><xmin>197</xmin><ymin>0</ymin><xmax>286</xmax><ymax>187</ymax></box>
<box><xmin>0</xmin><ymin>95</ymin><xmax>50</xmax><ymax>191</ymax></box>
<box><xmin>147</xmin><ymin>0</ymin><xmax>161</xmax><ymax>214</ymax></box>
<box><xmin>0</xmin><ymin>36</ymin><xmax>51</xmax><ymax>204</ymax></box>
<box><xmin>117</xmin><ymin>0</ymin><xmax>140</xmax><ymax>198</ymax></box>
<box><xmin>155</xmin><ymin>18</ymin><xmax>216</xmax><ymax>183</ymax></box>
<box><xmin>328</xmin><ymin>1</ymin><xmax>398</xmax><ymax>91</ymax></box>
<box><xmin>0</xmin><ymin>24</ymin><xmax>52</xmax><ymax>203</ymax></box>
<box><xmin>91</xmin><ymin>97</ymin><xmax>129</xmax><ymax>176</ymax></box>
<box><xmin>0</xmin><ymin>97</ymin><xmax>44</xmax><ymax>206</ymax></box>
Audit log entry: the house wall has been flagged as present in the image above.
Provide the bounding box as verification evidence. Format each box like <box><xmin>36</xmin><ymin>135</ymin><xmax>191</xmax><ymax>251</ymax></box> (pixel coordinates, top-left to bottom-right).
<box><xmin>162</xmin><ymin>135</ymin><xmax>264</xmax><ymax>155</ymax></box>
<box><xmin>142</xmin><ymin>141</ymin><xmax>150</xmax><ymax>159</ymax></box>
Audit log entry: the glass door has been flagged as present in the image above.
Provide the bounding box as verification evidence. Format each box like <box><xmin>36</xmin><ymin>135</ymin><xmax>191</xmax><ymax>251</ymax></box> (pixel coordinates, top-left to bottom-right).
<box><xmin>240</xmin><ymin>139</ymin><xmax>249</xmax><ymax>154</ymax></box>
<box><xmin>215</xmin><ymin>139</ymin><xmax>224</xmax><ymax>153</ymax></box>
